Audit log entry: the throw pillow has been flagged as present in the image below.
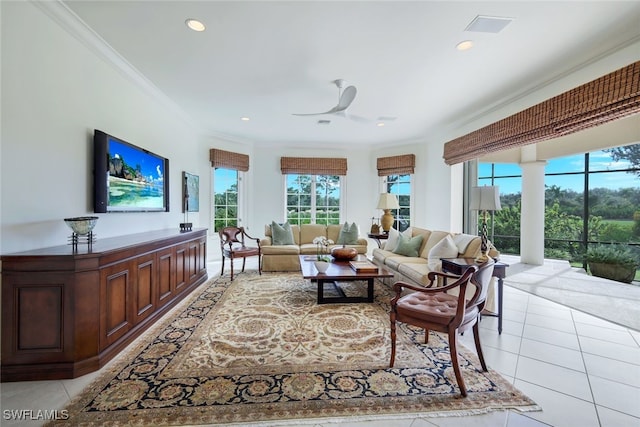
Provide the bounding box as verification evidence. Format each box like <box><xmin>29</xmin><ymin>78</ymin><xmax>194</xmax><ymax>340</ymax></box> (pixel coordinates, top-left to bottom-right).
<box><xmin>383</xmin><ymin>227</ymin><xmax>399</xmax><ymax>251</ymax></box>
<box><xmin>452</xmin><ymin>233</ymin><xmax>476</xmax><ymax>254</ymax></box>
<box><xmin>271</xmin><ymin>221</ymin><xmax>295</xmax><ymax>245</ymax></box>
<box><xmin>337</xmin><ymin>222</ymin><xmax>359</xmax><ymax>245</ymax></box>
<box><xmin>427</xmin><ymin>235</ymin><xmax>459</xmax><ymax>271</ymax></box>
<box><xmin>392</xmin><ymin>234</ymin><xmax>424</xmax><ymax>257</ymax></box>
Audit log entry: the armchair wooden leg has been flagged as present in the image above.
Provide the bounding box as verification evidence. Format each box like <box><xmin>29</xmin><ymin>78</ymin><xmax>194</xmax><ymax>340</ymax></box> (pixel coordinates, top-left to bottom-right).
<box><xmin>448</xmin><ymin>329</ymin><xmax>467</xmax><ymax>397</ymax></box>
<box><xmin>424</xmin><ymin>329</ymin><xmax>430</xmax><ymax>344</ymax></box>
<box><xmin>473</xmin><ymin>321</ymin><xmax>488</xmax><ymax>371</ymax></box>
<box><xmin>389</xmin><ymin>312</ymin><xmax>397</xmax><ymax>368</ymax></box>
<box><xmin>258</xmin><ymin>255</ymin><xmax>262</xmax><ymax>275</ymax></box>
<box><xmin>221</xmin><ymin>257</ymin><xmax>226</xmax><ymax>277</ymax></box>
<box><xmin>230</xmin><ymin>257</ymin><xmax>234</xmax><ymax>281</ymax></box>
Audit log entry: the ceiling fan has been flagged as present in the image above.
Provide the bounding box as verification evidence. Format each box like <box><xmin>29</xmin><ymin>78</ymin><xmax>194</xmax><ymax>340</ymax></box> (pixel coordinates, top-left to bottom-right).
<box><xmin>293</xmin><ymin>79</ymin><xmax>370</xmax><ymax>123</ymax></box>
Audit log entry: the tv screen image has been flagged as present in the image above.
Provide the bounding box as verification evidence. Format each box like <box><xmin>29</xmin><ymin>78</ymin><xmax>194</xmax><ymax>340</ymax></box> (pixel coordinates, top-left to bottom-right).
<box><xmin>94</xmin><ymin>130</ymin><xmax>170</xmax><ymax>213</ymax></box>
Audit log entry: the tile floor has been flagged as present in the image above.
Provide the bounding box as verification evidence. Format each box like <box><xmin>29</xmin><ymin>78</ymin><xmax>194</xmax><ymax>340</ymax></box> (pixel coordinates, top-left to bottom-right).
<box><xmin>1</xmin><ymin>258</ymin><xmax>639</xmax><ymax>427</ymax></box>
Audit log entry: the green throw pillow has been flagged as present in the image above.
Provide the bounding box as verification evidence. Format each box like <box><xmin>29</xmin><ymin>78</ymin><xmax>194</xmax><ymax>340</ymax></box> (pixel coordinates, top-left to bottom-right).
<box><xmin>337</xmin><ymin>222</ymin><xmax>359</xmax><ymax>245</ymax></box>
<box><xmin>392</xmin><ymin>234</ymin><xmax>423</xmax><ymax>257</ymax></box>
<box><xmin>271</xmin><ymin>221</ymin><xmax>295</xmax><ymax>245</ymax></box>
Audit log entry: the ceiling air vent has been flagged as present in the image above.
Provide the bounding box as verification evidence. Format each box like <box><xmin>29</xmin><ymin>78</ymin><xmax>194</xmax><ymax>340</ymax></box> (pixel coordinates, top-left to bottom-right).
<box><xmin>317</xmin><ymin>120</ymin><xmax>331</xmax><ymax>125</ymax></box>
<box><xmin>465</xmin><ymin>15</ymin><xmax>513</xmax><ymax>33</ymax></box>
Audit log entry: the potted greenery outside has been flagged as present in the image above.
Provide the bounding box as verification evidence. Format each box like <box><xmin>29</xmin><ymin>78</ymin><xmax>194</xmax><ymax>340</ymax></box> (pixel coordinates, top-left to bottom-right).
<box><xmin>585</xmin><ymin>244</ymin><xmax>639</xmax><ymax>284</ymax></box>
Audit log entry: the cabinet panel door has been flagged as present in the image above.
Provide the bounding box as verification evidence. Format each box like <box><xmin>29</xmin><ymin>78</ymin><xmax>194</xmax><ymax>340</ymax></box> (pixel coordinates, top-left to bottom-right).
<box><xmin>158</xmin><ymin>247</ymin><xmax>175</xmax><ymax>304</ymax></box>
<box><xmin>133</xmin><ymin>253</ymin><xmax>156</xmax><ymax>324</ymax></box>
<box><xmin>175</xmin><ymin>245</ymin><xmax>188</xmax><ymax>293</ymax></box>
<box><xmin>100</xmin><ymin>263</ymin><xmax>132</xmax><ymax>349</ymax></box>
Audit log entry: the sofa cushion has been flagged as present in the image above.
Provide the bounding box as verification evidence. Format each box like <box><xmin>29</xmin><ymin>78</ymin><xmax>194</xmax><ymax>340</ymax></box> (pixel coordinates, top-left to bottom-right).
<box><xmin>337</xmin><ymin>222</ymin><xmax>359</xmax><ymax>245</ymax></box>
<box><xmin>300</xmin><ymin>224</ymin><xmax>329</xmax><ymax>245</ymax></box>
<box><xmin>452</xmin><ymin>233</ymin><xmax>477</xmax><ymax>255</ymax></box>
<box><xmin>385</xmin><ymin>256</ymin><xmax>427</xmax><ymax>270</ymax></box>
<box><xmin>420</xmin><ymin>231</ymin><xmax>450</xmax><ymax>258</ymax></box>
<box><xmin>397</xmin><ymin>262</ymin><xmax>432</xmax><ymax>286</ymax></box>
<box><xmin>392</xmin><ymin>234</ymin><xmax>424</xmax><ymax>257</ymax></box>
<box><xmin>271</xmin><ymin>221</ymin><xmax>295</xmax><ymax>245</ymax></box>
<box><xmin>261</xmin><ymin>244</ymin><xmax>300</xmax><ymax>255</ymax></box>
<box><xmin>383</xmin><ymin>227</ymin><xmax>399</xmax><ymax>250</ymax></box>
<box><xmin>409</xmin><ymin>227</ymin><xmax>432</xmax><ymax>256</ymax></box>
<box><xmin>427</xmin><ymin>234</ymin><xmax>458</xmax><ymax>271</ymax></box>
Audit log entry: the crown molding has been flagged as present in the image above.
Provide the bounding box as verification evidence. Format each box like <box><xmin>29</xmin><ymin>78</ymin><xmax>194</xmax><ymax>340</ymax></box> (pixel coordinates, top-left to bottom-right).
<box><xmin>31</xmin><ymin>0</ymin><xmax>202</xmax><ymax>133</ymax></box>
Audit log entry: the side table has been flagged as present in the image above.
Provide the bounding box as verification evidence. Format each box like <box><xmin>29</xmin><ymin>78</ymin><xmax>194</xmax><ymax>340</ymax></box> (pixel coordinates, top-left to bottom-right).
<box><xmin>440</xmin><ymin>257</ymin><xmax>508</xmax><ymax>334</ymax></box>
<box><xmin>367</xmin><ymin>232</ymin><xmax>389</xmax><ymax>249</ymax></box>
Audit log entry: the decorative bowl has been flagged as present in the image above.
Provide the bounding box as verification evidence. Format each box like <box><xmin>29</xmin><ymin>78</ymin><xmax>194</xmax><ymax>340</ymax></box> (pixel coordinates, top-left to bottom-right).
<box><xmin>64</xmin><ymin>216</ymin><xmax>98</xmax><ymax>235</ymax></box>
<box><xmin>331</xmin><ymin>246</ymin><xmax>358</xmax><ymax>261</ymax></box>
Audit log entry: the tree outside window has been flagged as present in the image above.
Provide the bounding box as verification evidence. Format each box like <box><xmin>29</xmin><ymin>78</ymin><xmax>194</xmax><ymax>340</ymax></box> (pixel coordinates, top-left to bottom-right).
<box><xmin>384</xmin><ymin>174</ymin><xmax>411</xmax><ymax>232</ymax></box>
<box><xmin>213</xmin><ymin>168</ymin><xmax>238</xmax><ymax>232</ymax></box>
<box><xmin>286</xmin><ymin>174</ymin><xmax>341</xmax><ymax>225</ymax></box>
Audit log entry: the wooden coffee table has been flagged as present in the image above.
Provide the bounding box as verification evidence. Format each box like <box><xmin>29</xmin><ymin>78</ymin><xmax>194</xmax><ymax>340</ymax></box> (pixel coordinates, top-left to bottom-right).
<box><xmin>299</xmin><ymin>255</ymin><xmax>393</xmax><ymax>304</ymax></box>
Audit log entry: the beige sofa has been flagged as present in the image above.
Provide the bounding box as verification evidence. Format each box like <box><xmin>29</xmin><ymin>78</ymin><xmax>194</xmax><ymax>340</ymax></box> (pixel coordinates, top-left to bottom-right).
<box><xmin>260</xmin><ymin>223</ymin><xmax>368</xmax><ymax>272</ymax></box>
<box><xmin>371</xmin><ymin>226</ymin><xmax>499</xmax><ymax>310</ymax></box>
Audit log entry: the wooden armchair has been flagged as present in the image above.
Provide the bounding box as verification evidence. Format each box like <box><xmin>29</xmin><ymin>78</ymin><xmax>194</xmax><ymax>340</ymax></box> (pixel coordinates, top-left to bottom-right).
<box><xmin>219</xmin><ymin>226</ymin><xmax>262</xmax><ymax>281</ymax></box>
<box><xmin>389</xmin><ymin>259</ymin><xmax>495</xmax><ymax>396</ymax></box>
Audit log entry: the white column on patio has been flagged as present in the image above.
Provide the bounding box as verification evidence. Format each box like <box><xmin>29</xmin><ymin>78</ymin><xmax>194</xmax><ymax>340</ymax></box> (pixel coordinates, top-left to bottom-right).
<box><xmin>519</xmin><ymin>145</ymin><xmax>546</xmax><ymax>265</ymax></box>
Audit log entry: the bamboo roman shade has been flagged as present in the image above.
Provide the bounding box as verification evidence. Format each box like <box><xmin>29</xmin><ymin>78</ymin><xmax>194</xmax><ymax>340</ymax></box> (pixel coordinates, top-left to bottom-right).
<box><xmin>443</xmin><ymin>61</ymin><xmax>640</xmax><ymax>165</ymax></box>
<box><xmin>210</xmin><ymin>148</ymin><xmax>249</xmax><ymax>171</ymax></box>
<box><xmin>280</xmin><ymin>157</ymin><xmax>347</xmax><ymax>175</ymax></box>
<box><xmin>377</xmin><ymin>154</ymin><xmax>415</xmax><ymax>176</ymax></box>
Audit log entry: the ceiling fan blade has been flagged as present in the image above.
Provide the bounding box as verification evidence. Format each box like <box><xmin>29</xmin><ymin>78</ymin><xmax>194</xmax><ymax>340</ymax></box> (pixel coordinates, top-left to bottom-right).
<box><xmin>336</xmin><ymin>85</ymin><xmax>357</xmax><ymax>111</ymax></box>
<box><xmin>292</xmin><ymin>106</ymin><xmax>339</xmax><ymax>116</ymax></box>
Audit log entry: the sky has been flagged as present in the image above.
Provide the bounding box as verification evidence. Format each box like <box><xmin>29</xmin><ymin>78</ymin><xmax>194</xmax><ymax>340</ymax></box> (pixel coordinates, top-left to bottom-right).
<box><xmin>480</xmin><ymin>149</ymin><xmax>639</xmax><ymax>195</ymax></box>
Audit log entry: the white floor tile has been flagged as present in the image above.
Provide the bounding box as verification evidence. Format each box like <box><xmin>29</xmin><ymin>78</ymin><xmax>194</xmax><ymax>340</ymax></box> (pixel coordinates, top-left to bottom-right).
<box><xmin>513</xmin><ymin>380</ymin><xmax>600</xmax><ymax>427</ymax></box>
<box><xmin>596</xmin><ymin>405</ymin><xmax>640</xmax><ymax>427</ymax></box>
<box><xmin>515</xmin><ymin>357</ymin><xmax>592</xmax><ymax>401</ymax></box>
<box><xmin>523</xmin><ymin>313</ymin><xmax>576</xmax><ymax>334</ymax></box>
<box><xmin>526</xmin><ymin>304</ymin><xmax>573</xmax><ymax>321</ymax></box>
<box><xmin>579</xmin><ymin>335</ymin><xmax>640</xmax><ymax>365</ymax></box>
<box><xmin>583</xmin><ymin>353</ymin><xmax>640</xmax><ymax>387</ymax></box>
<box><xmin>522</xmin><ymin>323</ymin><xmax>581</xmax><ymax>350</ymax></box>
<box><xmin>482</xmin><ymin>346</ymin><xmax>519</xmax><ymax>378</ymax></box>
<box><xmin>574</xmin><ymin>322</ymin><xmax>638</xmax><ymax>347</ymax></box>
<box><xmin>426</xmin><ymin>410</ymin><xmax>509</xmax><ymax>426</ymax></box>
<box><xmin>506</xmin><ymin>411</ymin><xmax>553</xmax><ymax>427</ymax></box>
<box><xmin>518</xmin><ymin>338</ymin><xmax>585</xmax><ymax>372</ymax></box>
<box><xmin>479</xmin><ymin>329</ymin><xmax>523</xmax><ymax>354</ymax></box>
<box><xmin>589</xmin><ymin>376</ymin><xmax>640</xmax><ymax>418</ymax></box>
<box><xmin>572</xmin><ymin>311</ymin><xmax>630</xmax><ymax>331</ymax></box>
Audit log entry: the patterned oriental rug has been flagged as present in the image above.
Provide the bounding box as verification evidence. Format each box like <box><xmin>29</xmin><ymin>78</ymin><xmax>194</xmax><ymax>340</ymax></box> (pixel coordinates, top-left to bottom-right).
<box><xmin>48</xmin><ymin>272</ymin><xmax>539</xmax><ymax>426</ymax></box>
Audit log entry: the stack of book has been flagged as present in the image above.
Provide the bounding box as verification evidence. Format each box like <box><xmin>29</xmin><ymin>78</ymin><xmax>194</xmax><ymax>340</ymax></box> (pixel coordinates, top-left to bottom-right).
<box><xmin>349</xmin><ymin>260</ymin><xmax>378</xmax><ymax>273</ymax></box>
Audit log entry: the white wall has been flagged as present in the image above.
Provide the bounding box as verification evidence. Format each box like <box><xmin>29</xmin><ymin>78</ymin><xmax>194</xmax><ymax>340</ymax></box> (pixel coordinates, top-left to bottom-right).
<box><xmin>0</xmin><ymin>2</ymin><xmax>215</xmax><ymax>253</ymax></box>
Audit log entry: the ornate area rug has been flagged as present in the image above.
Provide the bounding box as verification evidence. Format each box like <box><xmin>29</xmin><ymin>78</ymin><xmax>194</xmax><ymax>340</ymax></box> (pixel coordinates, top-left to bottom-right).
<box><xmin>48</xmin><ymin>272</ymin><xmax>539</xmax><ymax>426</ymax></box>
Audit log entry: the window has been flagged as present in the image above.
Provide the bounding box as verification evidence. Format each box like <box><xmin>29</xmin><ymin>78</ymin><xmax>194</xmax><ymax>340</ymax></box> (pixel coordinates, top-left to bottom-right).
<box><xmin>477</xmin><ymin>163</ymin><xmax>522</xmax><ymax>255</ymax></box>
<box><xmin>213</xmin><ymin>168</ymin><xmax>239</xmax><ymax>232</ymax></box>
<box><xmin>383</xmin><ymin>174</ymin><xmax>412</xmax><ymax>232</ymax></box>
<box><xmin>286</xmin><ymin>174</ymin><xmax>341</xmax><ymax>225</ymax></box>
<box><xmin>476</xmin><ymin>142</ymin><xmax>640</xmax><ymax>267</ymax></box>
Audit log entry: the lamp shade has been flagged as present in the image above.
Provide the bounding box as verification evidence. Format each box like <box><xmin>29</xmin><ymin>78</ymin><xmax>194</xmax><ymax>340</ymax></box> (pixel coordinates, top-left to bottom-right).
<box><xmin>470</xmin><ymin>186</ymin><xmax>501</xmax><ymax>211</ymax></box>
<box><xmin>376</xmin><ymin>193</ymin><xmax>400</xmax><ymax>210</ymax></box>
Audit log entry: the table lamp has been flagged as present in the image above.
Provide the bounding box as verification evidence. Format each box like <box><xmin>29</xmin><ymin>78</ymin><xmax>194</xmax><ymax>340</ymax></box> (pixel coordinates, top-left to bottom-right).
<box><xmin>470</xmin><ymin>185</ymin><xmax>501</xmax><ymax>263</ymax></box>
<box><xmin>377</xmin><ymin>193</ymin><xmax>400</xmax><ymax>232</ymax></box>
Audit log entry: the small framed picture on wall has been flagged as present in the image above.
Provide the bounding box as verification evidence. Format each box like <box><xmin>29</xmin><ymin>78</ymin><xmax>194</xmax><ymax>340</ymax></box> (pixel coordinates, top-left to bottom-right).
<box><xmin>182</xmin><ymin>172</ymin><xmax>199</xmax><ymax>213</ymax></box>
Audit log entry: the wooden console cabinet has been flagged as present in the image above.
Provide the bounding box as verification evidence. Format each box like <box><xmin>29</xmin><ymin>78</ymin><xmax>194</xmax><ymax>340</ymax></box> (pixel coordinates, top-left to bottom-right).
<box><xmin>1</xmin><ymin>228</ymin><xmax>208</xmax><ymax>382</ymax></box>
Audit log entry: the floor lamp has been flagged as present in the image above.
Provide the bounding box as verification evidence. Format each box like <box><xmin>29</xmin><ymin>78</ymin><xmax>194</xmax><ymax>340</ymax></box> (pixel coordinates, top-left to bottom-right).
<box><xmin>377</xmin><ymin>193</ymin><xmax>400</xmax><ymax>232</ymax></box>
<box><xmin>470</xmin><ymin>186</ymin><xmax>501</xmax><ymax>263</ymax></box>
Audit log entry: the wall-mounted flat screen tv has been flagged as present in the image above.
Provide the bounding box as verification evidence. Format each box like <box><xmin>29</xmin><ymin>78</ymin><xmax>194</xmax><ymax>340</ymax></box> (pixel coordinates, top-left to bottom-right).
<box><xmin>94</xmin><ymin>130</ymin><xmax>169</xmax><ymax>213</ymax></box>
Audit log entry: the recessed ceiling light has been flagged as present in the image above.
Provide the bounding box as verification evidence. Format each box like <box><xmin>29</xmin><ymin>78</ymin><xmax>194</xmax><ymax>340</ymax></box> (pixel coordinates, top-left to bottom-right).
<box><xmin>456</xmin><ymin>40</ymin><xmax>474</xmax><ymax>51</ymax></box>
<box><xmin>185</xmin><ymin>19</ymin><xmax>205</xmax><ymax>32</ymax></box>
<box><xmin>240</xmin><ymin>117</ymin><xmax>250</xmax><ymax>121</ymax></box>
<box><xmin>377</xmin><ymin>122</ymin><xmax>385</xmax><ymax>127</ymax></box>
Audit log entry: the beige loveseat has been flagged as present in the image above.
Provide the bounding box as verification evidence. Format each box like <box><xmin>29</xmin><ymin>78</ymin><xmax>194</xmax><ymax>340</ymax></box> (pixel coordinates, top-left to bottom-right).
<box><xmin>371</xmin><ymin>226</ymin><xmax>499</xmax><ymax>310</ymax></box>
<box><xmin>260</xmin><ymin>223</ymin><xmax>368</xmax><ymax>272</ymax></box>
